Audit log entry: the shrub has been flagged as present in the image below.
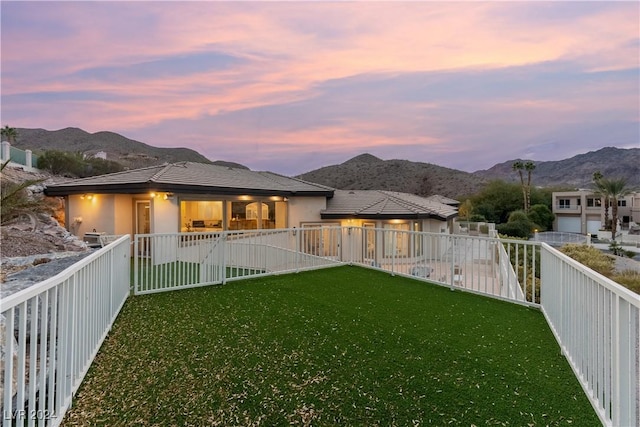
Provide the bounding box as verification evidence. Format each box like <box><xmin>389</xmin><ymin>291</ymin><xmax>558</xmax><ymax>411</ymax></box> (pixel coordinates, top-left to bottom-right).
<box><xmin>469</xmin><ymin>213</ymin><xmax>486</xmax><ymax>222</ymax></box>
<box><xmin>496</xmin><ymin>221</ymin><xmax>532</xmax><ymax>239</ymax></box>
<box><xmin>527</xmin><ymin>204</ymin><xmax>554</xmax><ymax>231</ymax></box>
<box><xmin>609</xmin><ymin>241</ymin><xmax>624</xmax><ymax>256</ymax></box>
<box><xmin>560</xmin><ymin>244</ymin><xmax>614</xmax><ymax>277</ymax></box>
<box><xmin>38</xmin><ymin>150</ymin><xmax>124</xmax><ymax>177</ymax></box>
<box><xmin>508</xmin><ymin>210</ymin><xmax>529</xmax><ymax>222</ymax></box>
<box><xmin>0</xmin><ymin>160</ymin><xmax>53</xmax><ymax>226</ymax></box>
<box><xmin>611</xmin><ymin>270</ymin><xmax>640</xmax><ymax>294</ymax></box>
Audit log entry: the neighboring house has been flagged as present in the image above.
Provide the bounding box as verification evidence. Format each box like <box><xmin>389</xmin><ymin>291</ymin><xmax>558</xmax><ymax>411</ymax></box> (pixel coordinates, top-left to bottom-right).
<box><xmin>552</xmin><ymin>190</ymin><xmax>640</xmax><ymax>234</ymax></box>
<box><xmin>44</xmin><ymin>162</ymin><xmax>458</xmax><ymax>241</ymax></box>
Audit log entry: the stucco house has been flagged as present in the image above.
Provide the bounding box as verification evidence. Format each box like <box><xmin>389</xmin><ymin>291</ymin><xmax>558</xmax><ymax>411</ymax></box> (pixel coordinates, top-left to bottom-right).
<box><xmin>552</xmin><ymin>189</ymin><xmax>640</xmax><ymax>235</ymax></box>
<box><xmin>44</xmin><ymin>162</ymin><xmax>458</xmax><ymax>242</ymax></box>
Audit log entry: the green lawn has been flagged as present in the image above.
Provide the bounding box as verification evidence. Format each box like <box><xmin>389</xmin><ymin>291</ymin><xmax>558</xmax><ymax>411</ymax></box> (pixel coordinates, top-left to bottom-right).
<box><xmin>65</xmin><ymin>266</ymin><xmax>599</xmax><ymax>426</ymax></box>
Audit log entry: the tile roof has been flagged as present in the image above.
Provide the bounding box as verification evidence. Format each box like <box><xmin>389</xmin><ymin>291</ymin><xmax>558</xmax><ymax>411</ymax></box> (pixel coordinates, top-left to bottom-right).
<box><xmin>322</xmin><ymin>190</ymin><xmax>458</xmax><ymax>220</ymax></box>
<box><xmin>425</xmin><ymin>194</ymin><xmax>460</xmax><ymax>206</ymax></box>
<box><xmin>44</xmin><ymin>162</ymin><xmax>334</xmax><ymax>197</ymax></box>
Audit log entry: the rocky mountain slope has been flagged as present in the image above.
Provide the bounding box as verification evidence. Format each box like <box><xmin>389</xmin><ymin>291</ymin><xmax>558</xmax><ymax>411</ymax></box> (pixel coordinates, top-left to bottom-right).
<box><xmin>10</xmin><ymin>127</ymin><xmax>638</xmax><ymax>196</ymax></box>
<box><xmin>13</xmin><ymin>127</ymin><xmax>247</xmax><ymax>170</ymax></box>
<box><xmin>474</xmin><ymin>147</ymin><xmax>640</xmax><ymax>189</ymax></box>
<box><xmin>296</xmin><ymin>154</ymin><xmax>485</xmax><ymax>199</ymax></box>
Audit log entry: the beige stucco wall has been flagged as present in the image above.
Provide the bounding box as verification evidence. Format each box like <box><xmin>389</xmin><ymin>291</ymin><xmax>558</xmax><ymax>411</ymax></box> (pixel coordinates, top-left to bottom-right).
<box><xmin>152</xmin><ymin>195</ymin><xmax>180</xmax><ymax>233</ymax></box>
<box><xmin>288</xmin><ymin>196</ymin><xmax>326</xmax><ymax>227</ymax></box>
<box><xmin>67</xmin><ymin>193</ymin><xmax>136</xmax><ymax>238</ymax></box>
<box><xmin>66</xmin><ymin>191</ymin><xmax>453</xmax><ymax>237</ymax></box>
<box><xmin>67</xmin><ymin>194</ymin><xmax>115</xmax><ymax>237</ymax></box>
<box><xmin>114</xmin><ymin>195</ymin><xmax>133</xmax><ymax>235</ymax></box>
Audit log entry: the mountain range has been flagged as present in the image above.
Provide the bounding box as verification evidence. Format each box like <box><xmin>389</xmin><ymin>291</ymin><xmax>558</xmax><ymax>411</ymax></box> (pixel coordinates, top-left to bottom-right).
<box><xmin>12</xmin><ymin>127</ymin><xmax>639</xmax><ymax>199</ymax></box>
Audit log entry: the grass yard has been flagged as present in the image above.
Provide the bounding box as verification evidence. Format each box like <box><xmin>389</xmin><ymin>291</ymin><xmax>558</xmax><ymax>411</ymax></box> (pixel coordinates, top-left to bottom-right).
<box><xmin>65</xmin><ymin>266</ymin><xmax>599</xmax><ymax>426</ymax></box>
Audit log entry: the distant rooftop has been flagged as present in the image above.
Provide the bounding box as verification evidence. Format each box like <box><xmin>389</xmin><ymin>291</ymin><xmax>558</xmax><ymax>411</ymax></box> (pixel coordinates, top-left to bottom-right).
<box><xmin>322</xmin><ymin>190</ymin><xmax>458</xmax><ymax>220</ymax></box>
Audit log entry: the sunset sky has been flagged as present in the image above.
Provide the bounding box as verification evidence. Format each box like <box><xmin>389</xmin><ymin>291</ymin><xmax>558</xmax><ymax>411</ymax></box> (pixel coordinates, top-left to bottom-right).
<box><xmin>1</xmin><ymin>1</ymin><xmax>638</xmax><ymax>176</ymax></box>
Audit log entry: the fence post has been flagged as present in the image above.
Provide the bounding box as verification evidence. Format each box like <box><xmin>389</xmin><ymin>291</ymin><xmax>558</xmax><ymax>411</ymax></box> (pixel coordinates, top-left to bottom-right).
<box><xmin>221</xmin><ymin>233</ymin><xmax>227</xmax><ymax>285</ymax></box>
<box><xmin>0</xmin><ymin>141</ymin><xmax>9</xmax><ymax>162</ymax></box>
<box><xmin>25</xmin><ymin>150</ymin><xmax>32</xmax><ymax>169</ymax></box>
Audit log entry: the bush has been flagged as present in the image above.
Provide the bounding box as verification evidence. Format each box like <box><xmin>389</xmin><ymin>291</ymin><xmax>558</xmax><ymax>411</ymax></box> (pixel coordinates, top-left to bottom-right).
<box><xmin>38</xmin><ymin>150</ymin><xmax>124</xmax><ymax>177</ymax></box>
<box><xmin>609</xmin><ymin>241</ymin><xmax>624</xmax><ymax>256</ymax></box>
<box><xmin>1</xmin><ymin>160</ymin><xmax>53</xmax><ymax>225</ymax></box>
<box><xmin>469</xmin><ymin>214</ymin><xmax>486</xmax><ymax>222</ymax></box>
<box><xmin>559</xmin><ymin>244</ymin><xmax>614</xmax><ymax>277</ymax></box>
<box><xmin>528</xmin><ymin>204</ymin><xmax>554</xmax><ymax>231</ymax></box>
<box><xmin>508</xmin><ymin>210</ymin><xmax>529</xmax><ymax>222</ymax></box>
<box><xmin>611</xmin><ymin>270</ymin><xmax>640</xmax><ymax>294</ymax></box>
<box><xmin>496</xmin><ymin>220</ymin><xmax>532</xmax><ymax>239</ymax></box>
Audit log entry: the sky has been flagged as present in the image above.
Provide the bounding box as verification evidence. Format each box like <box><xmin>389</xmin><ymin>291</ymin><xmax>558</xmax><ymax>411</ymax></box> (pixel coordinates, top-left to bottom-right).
<box><xmin>1</xmin><ymin>1</ymin><xmax>639</xmax><ymax>176</ymax></box>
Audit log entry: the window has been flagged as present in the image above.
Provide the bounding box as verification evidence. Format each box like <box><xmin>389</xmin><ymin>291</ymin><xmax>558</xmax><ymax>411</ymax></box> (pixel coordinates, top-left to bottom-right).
<box><xmin>587</xmin><ymin>198</ymin><xmax>602</xmax><ymax>208</ymax></box>
<box><xmin>230</xmin><ymin>200</ymin><xmax>277</xmax><ymax>230</ymax></box>
<box><xmin>180</xmin><ymin>200</ymin><xmax>223</xmax><ymax>231</ymax></box>
<box><xmin>618</xmin><ymin>200</ymin><xmax>627</xmax><ymax>207</ymax></box>
<box><xmin>558</xmin><ymin>199</ymin><xmax>571</xmax><ymax>209</ymax></box>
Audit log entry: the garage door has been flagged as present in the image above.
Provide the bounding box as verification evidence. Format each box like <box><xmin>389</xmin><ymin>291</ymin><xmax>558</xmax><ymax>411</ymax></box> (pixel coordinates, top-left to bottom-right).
<box><xmin>587</xmin><ymin>220</ymin><xmax>601</xmax><ymax>235</ymax></box>
<box><xmin>557</xmin><ymin>217</ymin><xmax>581</xmax><ymax>233</ymax></box>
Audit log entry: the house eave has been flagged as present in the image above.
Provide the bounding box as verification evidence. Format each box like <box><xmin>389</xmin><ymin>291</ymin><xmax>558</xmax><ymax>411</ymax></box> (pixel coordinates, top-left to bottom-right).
<box><xmin>320</xmin><ymin>212</ymin><xmax>456</xmax><ymax>221</ymax></box>
<box><xmin>44</xmin><ymin>183</ymin><xmax>334</xmax><ymax>198</ymax></box>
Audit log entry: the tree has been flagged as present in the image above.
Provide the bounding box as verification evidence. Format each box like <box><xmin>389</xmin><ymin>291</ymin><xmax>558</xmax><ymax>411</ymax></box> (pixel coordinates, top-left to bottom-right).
<box><xmin>38</xmin><ymin>150</ymin><xmax>124</xmax><ymax>177</ymax></box>
<box><xmin>458</xmin><ymin>199</ymin><xmax>473</xmax><ymax>222</ymax></box>
<box><xmin>1</xmin><ymin>125</ymin><xmax>18</xmax><ymax>143</ymax></box>
<box><xmin>496</xmin><ymin>210</ymin><xmax>535</xmax><ymax>238</ymax></box>
<box><xmin>470</xmin><ymin>180</ymin><xmax>525</xmax><ymax>224</ymax></box>
<box><xmin>38</xmin><ymin>150</ymin><xmax>85</xmax><ymax>176</ymax></box>
<box><xmin>596</xmin><ymin>177</ymin><xmax>630</xmax><ymax>240</ymax></box>
<box><xmin>592</xmin><ymin>171</ymin><xmax>610</xmax><ymax>229</ymax></box>
<box><xmin>512</xmin><ymin>160</ymin><xmax>536</xmax><ymax>214</ymax></box>
<box><xmin>527</xmin><ymin>204</ymin><xmax>555</xmax><ymax>231</ymax></box>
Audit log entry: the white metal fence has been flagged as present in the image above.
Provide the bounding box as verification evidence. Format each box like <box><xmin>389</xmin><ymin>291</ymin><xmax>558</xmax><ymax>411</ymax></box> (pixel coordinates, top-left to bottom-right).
<box><xmin>134</xmin><ymin>228</ymin><xmax>532</xmax><ymax>304</ymax></box>
<box><xmin>2</xmin><ymin>227</ymin><xmax>638</xmax><ymax>426</ymax></box>
<box><xmin>534</xmin><ymin>231</ymin><xmax>589</xmax><ymax>246</ymax></box>
<box><xmin>134</xmin><ymin>229</ymin><xmax>340</xmax><ymax>295</ymax></box>
<box><xmin>1</xmin><ymin>235</ymin><xmax>131</xmax><ymax>427</ymax></box>
<box><xmin>540</xmin><ymin>245</ymin><xmax>639</xmax><ymax>427</ymax></box>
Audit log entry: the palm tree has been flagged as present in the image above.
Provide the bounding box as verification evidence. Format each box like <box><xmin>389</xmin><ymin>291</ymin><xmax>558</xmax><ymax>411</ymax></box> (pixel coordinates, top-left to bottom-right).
<box><xmin>592</xmin><ymin>171</ymin><xmax>609</xmax><ymax>229</ymax></box>
<box><xmin>596</xmin><ymin>177</ymin><xmax>630</xmax><ymax>240</ymax></box>
<box><xmin>512</xmin><ymin>160</ymin><xmax>536</xmax><ymax>213</ymax></box>
<box><xmin>1</xmin><ymin>125</ymin><xmax>18</xmax><ymax>143</ymax></box>
<box><xmin>524</xmin><ymin>161</ymin><xmax>535</xmax><ymax>213</ymax></box>
<box><xmin>512</xmin><ymin>161</ymin><xmax>526</xmax><ymax>212</ymax></box>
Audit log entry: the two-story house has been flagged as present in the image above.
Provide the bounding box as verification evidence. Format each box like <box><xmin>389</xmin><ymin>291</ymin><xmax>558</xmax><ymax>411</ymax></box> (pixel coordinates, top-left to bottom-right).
<box><xmin>552</xmin><ymin>190</ymin><xmax>640</xmax><ymax>235</ymax></box>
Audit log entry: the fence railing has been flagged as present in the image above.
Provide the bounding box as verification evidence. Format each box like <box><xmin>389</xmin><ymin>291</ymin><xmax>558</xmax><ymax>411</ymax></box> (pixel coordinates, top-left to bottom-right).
<box><xmin>1</xmin><ymin>235</ymin><xmax>131</xmax><ymax>427</ymax></box>
<box><xmin>134</xmin><ymin>227</ymin><xmax>538</xmax><ymax>305</ymax></box>
<box><xmin>3</xmin><ymin>227</ymin><xmax>638</xmax><ymax>426</ymax></box>
<box><xmin>534</xmin><ymin>231</ymin><xmax>589</xmax><ymax>246</ymax></box>
<box><xmin>540</xmin><ymin>244</ymin><xmax>639</xmax><ymax>427</ymax></box>
<box><xmin>134</xmin><ymin>229</ymin><xmax>340</xmax><ymax>295</ymax></box>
